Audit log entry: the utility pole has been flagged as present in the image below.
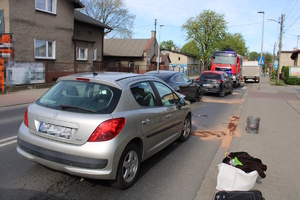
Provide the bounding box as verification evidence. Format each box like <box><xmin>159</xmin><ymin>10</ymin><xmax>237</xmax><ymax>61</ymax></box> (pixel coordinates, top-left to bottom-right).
<box><xmin>272</xmin><ymin>42</ymin><xmax>276</xmax><ymax>74</ymax></box>
<box><xmin>297</xmin><ymin>35</ymin><xmax>300</xmax><ymax>49</ymax></box>
<box><xmin>276</xmin><ymin>14</ymin><xmax>284</xmax><ymax>85</ymax></box>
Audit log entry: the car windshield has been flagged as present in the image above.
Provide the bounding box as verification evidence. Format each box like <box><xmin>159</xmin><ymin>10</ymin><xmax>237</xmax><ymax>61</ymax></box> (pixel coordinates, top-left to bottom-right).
<box><xmin>213</xmin><ymin>54</ymin><xmax>237</xmax><ymax>65</ymax></box>
<box><xmin>200</xmin><ymin>73</ymin><xmax>221</xmax><ymax>79</ymax></box>
<box><xmin>36</xmin><ymin>81</ymin><xmax>121</xmax><ymax>114</ymax></box>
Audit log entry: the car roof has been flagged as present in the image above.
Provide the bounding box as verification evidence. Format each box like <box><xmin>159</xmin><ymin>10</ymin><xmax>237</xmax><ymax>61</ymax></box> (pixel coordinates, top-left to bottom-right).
<box><xmin>145</xmin><ymin>70</ymin><xmax>180</xmax><ymax>81</ymax></box>
<box><xmin>201</xmin><ymin>71</ymin><xmax>224</xmax><ymax>75</ymax></box>
<box><xmin>57</xmin><ymin>72</ymin><xmax>164</xmax><ymax>89</ymax></box>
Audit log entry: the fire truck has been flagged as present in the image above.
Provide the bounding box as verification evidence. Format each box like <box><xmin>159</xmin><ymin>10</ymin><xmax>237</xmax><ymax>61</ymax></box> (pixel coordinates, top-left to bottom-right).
<box><xmin>211</xmin><ymin>50</ymin><xmax>243</xmax><ymax>87</ymax></box>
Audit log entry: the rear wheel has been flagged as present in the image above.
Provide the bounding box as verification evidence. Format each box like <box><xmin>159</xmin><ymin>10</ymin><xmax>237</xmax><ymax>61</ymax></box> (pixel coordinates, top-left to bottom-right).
<box><xmin>219</xmin><ymin>89</ymin><xmax>225</xmax><ymax>97</ymax></box>
<box><xmin>110</xmin><ymin>143</ymin><xmax>140</xmax><ymax>190</ymax></box>
<box><xmin>179</xmin><ymin>115</ymin><xmax>191</xmax><ymax>141</ymax></box>
<box><xmin>195</xmin><ymin>89</ymin><xmax>202</xmax><ymax>102</ymax></box>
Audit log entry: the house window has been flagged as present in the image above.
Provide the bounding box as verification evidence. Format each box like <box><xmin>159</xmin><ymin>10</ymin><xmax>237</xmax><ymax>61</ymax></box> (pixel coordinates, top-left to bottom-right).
<box><xmin>34</xmin><ymin>39</ymin><xmax>56</xmax><ymax>59</ymax></box>
<box><xmin>35</xmin><ymin>0</ymin><xmax>57</xmax><ymax>14</ymax></box>
<box><xmin>93</xmin><ymin>48</ymin><xmax>97</xmax><ymax>61</ymax></box>
<box><xmin>76</xmin><ymin>47</ymin><xmax>88</xmax><ymax>60</ymax></box>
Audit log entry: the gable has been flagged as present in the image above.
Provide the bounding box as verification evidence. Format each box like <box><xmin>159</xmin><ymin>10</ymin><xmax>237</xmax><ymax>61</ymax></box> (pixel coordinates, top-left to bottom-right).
<box><xmin>104</xmin><ymin>39</ymin><xmax>150</xmax><ymax>57</ymax></box>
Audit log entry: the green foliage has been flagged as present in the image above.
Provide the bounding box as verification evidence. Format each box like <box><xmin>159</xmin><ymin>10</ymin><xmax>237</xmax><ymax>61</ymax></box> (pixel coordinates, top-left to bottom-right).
<box><xmin>281</xmin><ymin>66</ymin><xmax>300</xmax><ymax>85</ymax></box>
<box><xmin>80</xmin><ymin>0</ymin><xmax>135</xmax><ymax>38</ymax></box>
<box><xmin>180</xmin><ymin>41</ymin><xmax>200</xmax><ymax>58</ymax></box>
<box><xmin>219</xmin><ymin>33</ymin><xmax>248</xmax><ymax>57</ymax></box>
<box><xmin>182</xmin><ymin>10</ymin><xmax>227</xmax><ymax>70</ymax></box>
<box><xmin>160</xmin><ymin>40</ymin><xmax>177</xmax><ymax>51</ymax></box>
<box><xmin>248</xmin><ymin>52</ymin><xmax>259</xmax><ymax>61</ymax></box>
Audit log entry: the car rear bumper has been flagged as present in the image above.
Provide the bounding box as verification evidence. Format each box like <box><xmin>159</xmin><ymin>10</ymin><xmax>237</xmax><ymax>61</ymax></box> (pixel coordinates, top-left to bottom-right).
<box><xmin>17</xmin><ymin>123</ymin><xmax>119</xmax><ymax>180</ymax></box>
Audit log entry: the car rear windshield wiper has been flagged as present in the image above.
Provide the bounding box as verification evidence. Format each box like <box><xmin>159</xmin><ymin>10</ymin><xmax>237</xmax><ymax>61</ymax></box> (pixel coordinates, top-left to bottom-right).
<box><xmin>59</xmin><ymin>105</ymin><xmax>96</xmax><ymax>113</ymax></box>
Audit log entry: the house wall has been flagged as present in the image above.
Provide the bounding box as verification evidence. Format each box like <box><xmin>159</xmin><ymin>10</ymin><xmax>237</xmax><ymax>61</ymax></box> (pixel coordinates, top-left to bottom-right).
<box><xmin>8</xmin><ymin>0</ymin><xmax>74</xmax><ymax>64</ymax></box>
<box><xmin>0</xmin><ymin>0</ymin><xmax>10</xmax><ymax>33</ymax></box>
<box><xmin>73</xmin><ymin>22</ymin><xmax>104</xmax><ymax>63</ymax></box>
<box><xmin>280</xmin><ymin>51</ymin><xmax>294</xmax><ymax>70</ymax></box>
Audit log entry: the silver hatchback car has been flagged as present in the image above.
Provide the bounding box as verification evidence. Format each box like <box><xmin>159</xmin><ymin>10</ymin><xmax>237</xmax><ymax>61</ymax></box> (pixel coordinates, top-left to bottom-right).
<box><xmin>17</xmin><ymin>72</ymin><xmax>192</xmax><ymax>189</ymax></box>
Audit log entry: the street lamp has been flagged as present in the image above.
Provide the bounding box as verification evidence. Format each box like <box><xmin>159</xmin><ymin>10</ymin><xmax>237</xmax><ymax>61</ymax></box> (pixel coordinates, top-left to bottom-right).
<box><xmin>157</xmin><ymin>25</ymin><xmax>164</xmax><ymax>72</ymax></box>
<box><xmin>257</xmin><ymin>11</ymin><xmax>264</xmax><ymax>90</ymax></box>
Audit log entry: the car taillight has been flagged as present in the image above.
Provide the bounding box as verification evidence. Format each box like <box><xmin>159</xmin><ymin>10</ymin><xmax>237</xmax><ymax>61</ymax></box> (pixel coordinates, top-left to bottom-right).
<box><xmin>88</xmin><ymin>118</ymin><xmax>126</xmax><ymax>142</ymax></box>
<box><xmin>196</xmin><ymin>77</ymin><xmax>200</xmax><ymax>82</ymax></box>
<box><xmin>24</xmin><ymin>107</ymin><xmax>29</xmax><ymax>127</ymax></box>
<box><xmin>218</xmin><ymin>79</ymin><xmax>223</xmax><ymax>84</ymax></box>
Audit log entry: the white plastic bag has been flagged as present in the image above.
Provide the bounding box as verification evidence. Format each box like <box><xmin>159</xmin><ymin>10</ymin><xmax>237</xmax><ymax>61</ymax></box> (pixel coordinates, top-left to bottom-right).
<box><xmin>216</xmin><ymin>163</ymin><xmax>258</xmax><ymax>191</ymax></box>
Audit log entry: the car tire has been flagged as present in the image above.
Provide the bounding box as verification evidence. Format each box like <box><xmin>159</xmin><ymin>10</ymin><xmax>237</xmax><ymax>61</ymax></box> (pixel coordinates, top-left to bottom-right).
<box><xmin>179</xmin><ymin>115</ymin><xmax>191</xmax><ymax>141</ymax></box>
<box><xmin>219</xmin><ymin>89</ymin><xmax>225</xmax><ymax>97</ymax></box>
<box><xmin>195</xmin><ymin>89</ymin><xmax>202</xmax><ymax>102</ymax></box>
<box><xmin>229</xmin><ymin>86</ymin><xmax>233</xmax><ymax>94</ymax></box>
<box><xmin>110</xmin><ymin>143</ymin><xmax>140</xmax><ymax>190</ymax></box>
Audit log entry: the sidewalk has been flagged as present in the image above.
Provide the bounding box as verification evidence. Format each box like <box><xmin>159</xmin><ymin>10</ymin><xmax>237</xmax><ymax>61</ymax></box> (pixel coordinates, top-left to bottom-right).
<box><xmin>0</xmin><ymin>88</ymin><xmax>49</xmax><ymax>108</ymax></box>
<box><xmin>196</xmin><ymin>76</ymin><xmax>300</xmax><ymax>199</ymax></box>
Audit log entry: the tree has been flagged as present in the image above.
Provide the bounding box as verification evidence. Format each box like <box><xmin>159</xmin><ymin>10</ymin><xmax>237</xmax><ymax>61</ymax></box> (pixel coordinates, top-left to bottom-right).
<box><xmin>248</xmin><ymin>51</ymin><xmax>259</xmax><ymax>61</ymax></box>
<box><xmin>80</xmin><ymin>0</ymin><xmax>135</xmax><ymax>38</ymax></box>
<box><xmin>180</xmin><ymin>41</ymin><xmax>200</xmax><ymax>58</ymax></box>
<box><xmin>182</xmin><ymin>10</ymin><xmax>227</xmax><ymax>70</ymax></box>
<box><xmin>160</xmin><ymin>40</ymin><xmax>177</xmax><ymax>51</ymax></box>
<box><xmin>219</xmin><ymin>33</ymin><xmax>248</xmax><ymax>57</ymax></box>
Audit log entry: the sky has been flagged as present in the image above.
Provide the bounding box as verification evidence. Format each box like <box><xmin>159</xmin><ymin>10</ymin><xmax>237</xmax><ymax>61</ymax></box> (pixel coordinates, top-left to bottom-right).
<box><xmin>124</xmin><ymin>0</ymin><xmax>300</xmax><ymax>54</ymax></box>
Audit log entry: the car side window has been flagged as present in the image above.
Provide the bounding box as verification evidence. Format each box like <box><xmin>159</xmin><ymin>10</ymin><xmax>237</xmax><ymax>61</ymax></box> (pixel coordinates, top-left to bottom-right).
<box><xmin>153</xmin><ymin>81</ymin><xmax>178</xmax><ymax>106</ymax></box>
<box><xmin>172</xmin><ymin>74</ymin><xmax>184</xmax><ymax>83</ymax></box>
<box><xmin>182</xmin><ymin>74</ymin><xmax>192</xmax><ymax>83</ymax></box>
<box><xmin>130</xmin><ymin>82</ymin><xmax>157</xmax><ymax>107</ymax></box>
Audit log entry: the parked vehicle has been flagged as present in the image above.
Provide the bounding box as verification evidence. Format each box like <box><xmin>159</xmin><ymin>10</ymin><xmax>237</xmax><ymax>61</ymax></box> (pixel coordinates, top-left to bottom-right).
<box><xmin>144</xmin><ymin>70</ymin><xmax>202</xmax><ymax>102</ymax></box>
<box><xmin>196</xmin><ymin>71</ymin><xmax>233</xmax><ymax>97</ymax></box>
<box><xmin>211</xmin><ymin>50</ymin><xmax>243</xmax><ymax>87</ymax></box>
<box><xmin>243</xmin><ymin>61</ymin><xmax>260</xmax><ymax>82</ymax></box>
<box><xmin>17</xmin><ymin>72</ymin><xmax>192</xmax><ymax>189</ymax></box>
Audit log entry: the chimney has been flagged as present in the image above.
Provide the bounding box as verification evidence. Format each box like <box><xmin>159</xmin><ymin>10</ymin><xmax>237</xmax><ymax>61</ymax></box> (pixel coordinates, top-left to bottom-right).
<box><xmin>151</xmin><ymin>30</ymin><xmax>156</xmax><ymax>38</ymax></box>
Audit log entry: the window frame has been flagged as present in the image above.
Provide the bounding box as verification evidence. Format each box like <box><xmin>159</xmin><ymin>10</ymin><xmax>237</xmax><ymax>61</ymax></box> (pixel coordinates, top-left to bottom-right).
<box><xmin>76</xmin><ymin>47</ymin><xmax>88</xmax><ymax>61</ymax></box>
<box><xmin>93</xmin><ymin>48</ymin><xmax>97</xmax><ymax>61</ymax></box>
<box><xmin>34</xmin><ymin>39</ymin><xmax>56</xmax><ymax>60</ymax></box>
<box><xmin>35</xmin><ymin>0</ymin><xmax>57</xmax><ymax>14</ymax></box>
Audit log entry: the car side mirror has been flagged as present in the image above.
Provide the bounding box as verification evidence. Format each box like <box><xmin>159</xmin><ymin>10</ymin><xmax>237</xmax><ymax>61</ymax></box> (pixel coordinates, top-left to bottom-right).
<box><xmin>177</xmin><ymin>98</ymin><xmax>186</xmax><ymax>109</ymax></box>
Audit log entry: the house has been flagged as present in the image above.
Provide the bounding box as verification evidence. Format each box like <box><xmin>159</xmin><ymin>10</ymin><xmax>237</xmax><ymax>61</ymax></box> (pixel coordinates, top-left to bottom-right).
<box><xmin>290</xmin><ymin>49</ymin><xmax>300</xmax><ymax>66</ymax></box>
<box><xmin>0</xmin><ymin>0</ymin><xmax>111</xmax><ymax>88</ymax></box>
<box><xmin>163</xmin><ymin>50</ymin><xmax>202</xmax><ymax>76</ymax></box>
<box><xmin>103</xmin><ymin>31</ymin><xmax>170</xmax><ymax>74</ymax></box>
<box><xmin>279</xmin><ymin>51</ymin><xmax>294</xmax><ymax>71</ymax></box>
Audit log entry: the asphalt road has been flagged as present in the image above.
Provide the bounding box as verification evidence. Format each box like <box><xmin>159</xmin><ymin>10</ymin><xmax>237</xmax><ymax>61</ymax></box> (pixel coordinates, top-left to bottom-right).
<box><xmin>0</xmin><ymin>85</ymin><xmax>247</xmax><ymax>200</ymax></box>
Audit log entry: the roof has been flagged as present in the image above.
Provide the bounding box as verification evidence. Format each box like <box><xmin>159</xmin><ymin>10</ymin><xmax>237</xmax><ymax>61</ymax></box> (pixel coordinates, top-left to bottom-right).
<box><xmin>291</xmin><ymin>49</ymin><xmax>300</xmax><ymax>60</ymax></box>
<box><xmin>74</xmin><ymin>10</ymin><xmax>112</xmax><ymax>30</ymax></box>
<box><xmin>73</xmin><ymin>0</ymin><xmax>84</xmax><ymax>8</ymax></box>
<box><xmin>104</xmin><ymin>39</ymin><xmax>151</xmax><ymax>57</ymax></box>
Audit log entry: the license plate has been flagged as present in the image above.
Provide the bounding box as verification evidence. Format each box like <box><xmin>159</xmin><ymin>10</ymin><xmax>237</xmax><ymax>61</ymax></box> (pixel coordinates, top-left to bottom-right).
<box><xmin>203</xmin><ymin>84</ymin><xmax>212</xmax><ymax>87</ymax></box>
<box><xmin>39</xmin><ymin>122</ymin><xmax>72</xmax><ymax>139</ymax></box>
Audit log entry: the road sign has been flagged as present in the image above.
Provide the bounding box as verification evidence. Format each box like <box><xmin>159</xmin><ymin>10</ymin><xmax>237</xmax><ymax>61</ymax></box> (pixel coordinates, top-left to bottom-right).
<box><xmin>258</xmin><ymin>57</ymin><xmax>264</xmax><ymax>65</ymax></box>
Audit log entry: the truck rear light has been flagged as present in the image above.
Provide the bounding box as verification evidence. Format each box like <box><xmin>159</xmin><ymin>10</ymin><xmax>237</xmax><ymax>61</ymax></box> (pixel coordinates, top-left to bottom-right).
<box><xmin>88</xmin><ymin>118</ymin><xmax>126</xmax><ymax>142</ymax></box>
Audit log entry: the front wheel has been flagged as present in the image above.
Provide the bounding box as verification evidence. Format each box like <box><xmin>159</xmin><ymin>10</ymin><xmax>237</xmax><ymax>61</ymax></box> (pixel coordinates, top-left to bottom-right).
<box><xmin>110</xmin><ymin>143</ymin><xmax>140</xmax><ymax>190</ymax></box>
<box><xmin>179</xmin><ymin>115</ymin><xmax>191</xmax><ymax>141</ymax></box>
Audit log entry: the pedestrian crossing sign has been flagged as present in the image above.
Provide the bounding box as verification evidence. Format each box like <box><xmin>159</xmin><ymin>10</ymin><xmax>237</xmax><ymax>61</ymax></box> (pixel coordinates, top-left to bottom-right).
<box><xmin>258</xmin><ymin>57</ymin><xmax>264</xmax><ymax>65</ymax></box>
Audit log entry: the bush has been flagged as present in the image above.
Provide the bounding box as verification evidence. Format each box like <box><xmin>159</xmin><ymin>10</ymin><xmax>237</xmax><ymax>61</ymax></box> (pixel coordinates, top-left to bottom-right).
<box><xmin>285</xmin><ymin>77</ymin><xmax>300</xmax><ymax>85</ymax></box>
<box><xmin>281</xmin><ymin>66</ymin><xmax>300</xmax><ymax>85</ymax></box>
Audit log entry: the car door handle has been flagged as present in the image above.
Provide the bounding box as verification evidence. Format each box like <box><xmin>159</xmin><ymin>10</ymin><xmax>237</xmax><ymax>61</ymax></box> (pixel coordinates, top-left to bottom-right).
<box><xmin>166</xmin><ymin>114</ymin><xmax>171</xmax><ymax>118</ymax></box>
<box><xmin>142</xmin><ymin>119</ymin><xmax>150</xmax><ymax>124</ymax></box>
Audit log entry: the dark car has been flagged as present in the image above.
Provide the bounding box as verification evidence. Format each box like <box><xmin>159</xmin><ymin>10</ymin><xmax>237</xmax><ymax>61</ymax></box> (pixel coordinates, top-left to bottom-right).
<box><xmin>196</xmin><ymin>71</ymin><xmax>233</xmax><ymax>97</ymax></box>
<box><xmin>145</xmin><ymin>70</ymin><xmax>202</xmax><ymax>102</ymax></box>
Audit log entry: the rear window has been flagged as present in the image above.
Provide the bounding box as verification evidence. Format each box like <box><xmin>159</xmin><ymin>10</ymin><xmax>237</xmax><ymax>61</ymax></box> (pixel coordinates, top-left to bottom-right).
<box><xmin>200</xmin><ymin>73</ymin><xmax>221</xmax><ymax>79</ymax></box>
<box><xmin>36</xmin><ymin>81</ymin><xmax>121</xmax><ymax>114</ymax></box>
